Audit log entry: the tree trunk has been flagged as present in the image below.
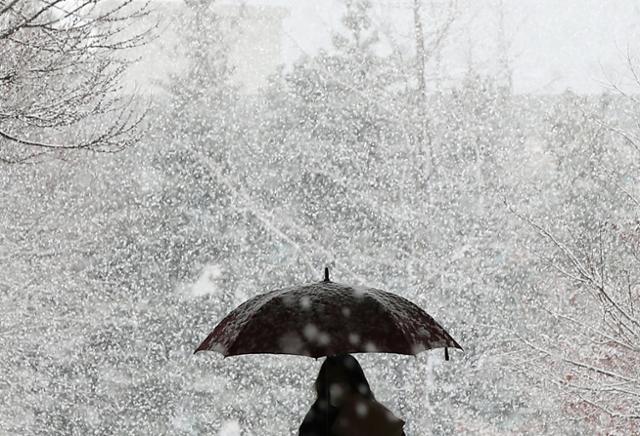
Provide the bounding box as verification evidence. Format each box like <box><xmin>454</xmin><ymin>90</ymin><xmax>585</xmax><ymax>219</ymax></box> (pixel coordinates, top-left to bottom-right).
<box><xmin>413</xmin><ymin>0</ymin><xmax>432</xmax><ymax>188</ymax></box>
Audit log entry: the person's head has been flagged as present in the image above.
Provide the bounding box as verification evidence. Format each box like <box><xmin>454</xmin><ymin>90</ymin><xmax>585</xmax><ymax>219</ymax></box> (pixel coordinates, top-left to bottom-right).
<box><xmin>314</xmin><ymin>353</ymin><xmax>374</xmax><ymax>406</ymax></box>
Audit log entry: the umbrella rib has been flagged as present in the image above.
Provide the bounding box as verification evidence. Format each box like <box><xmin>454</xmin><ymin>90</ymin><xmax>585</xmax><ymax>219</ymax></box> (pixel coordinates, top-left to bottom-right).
<box><xmin>365</xmin><ymin>290</ymin><xmax>415</xmax><ymax>354</ymax></box>
<box><xmin>394</xmin><ymin>293</ymin><xmax>464</xmax><ymax>351</ymax></box>
<box><xmin>224</xmin><ymin>288</ymin><xmax>291</xmax><ymax>355</ymax></box>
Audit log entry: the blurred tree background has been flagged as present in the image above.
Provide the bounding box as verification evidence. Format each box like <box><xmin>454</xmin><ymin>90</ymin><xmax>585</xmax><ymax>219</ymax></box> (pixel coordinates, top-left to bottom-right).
<box><xmin>1</xmin><ymin>0</ymin><xmax>638</xmax><ymax>435</ymax></box>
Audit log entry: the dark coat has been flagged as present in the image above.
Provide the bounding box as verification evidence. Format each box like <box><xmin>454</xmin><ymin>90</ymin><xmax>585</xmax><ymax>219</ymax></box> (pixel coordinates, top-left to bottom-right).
<box><xmin>298</xmin><ymin>396</ymin><xmax>406</xmax><ymax>436</ymax></box>
<box><xmin>298</xmin><ymin>354</ymin><xmax>406</xmax><ymax>436</ymax></box>
<box><xmin>298</xmin><ymin>399</ymin><xmax>339</xmax><ymax>436</ymax></box>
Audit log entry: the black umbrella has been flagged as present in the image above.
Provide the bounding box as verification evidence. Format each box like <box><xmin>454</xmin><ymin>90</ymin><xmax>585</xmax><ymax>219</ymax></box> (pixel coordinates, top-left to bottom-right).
<box><xmin>195</xmin><ymin>267</ymin><xmax>462</xmax><ymax>360</ymax></box>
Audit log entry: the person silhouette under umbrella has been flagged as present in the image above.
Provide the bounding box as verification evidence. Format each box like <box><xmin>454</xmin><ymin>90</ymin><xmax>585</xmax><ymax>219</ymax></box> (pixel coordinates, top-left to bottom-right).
<box><xmin>299</xmin><ymin>353</ymin><xmax>406</xmax><ymax>436</ymax></box>
<box><xmin>195</xmin><ymin>268</ymin><xmax>461</xmax><ymax>434</ymax></box>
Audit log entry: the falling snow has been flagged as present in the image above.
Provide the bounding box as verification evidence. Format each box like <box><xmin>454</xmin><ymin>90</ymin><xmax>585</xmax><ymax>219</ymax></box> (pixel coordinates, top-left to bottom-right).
<box><xmin>2</xmin><ymin>0</ymin><xmax>640</xmax><ymax>435</ymax></box>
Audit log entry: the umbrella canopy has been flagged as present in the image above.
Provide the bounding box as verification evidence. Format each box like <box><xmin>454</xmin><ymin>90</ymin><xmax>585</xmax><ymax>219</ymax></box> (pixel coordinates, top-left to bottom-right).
<box><xmin>195</xmin><ymin>268</ymin><xmax>462</xmax><ymax>359</ymax></box>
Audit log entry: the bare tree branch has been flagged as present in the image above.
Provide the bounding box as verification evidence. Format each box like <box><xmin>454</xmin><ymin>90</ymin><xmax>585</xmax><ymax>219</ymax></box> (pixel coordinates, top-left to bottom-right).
<box><xmin>0</xmin><ymin>0</ymin><xmax>152</xmax><ymax>163</ymax></box>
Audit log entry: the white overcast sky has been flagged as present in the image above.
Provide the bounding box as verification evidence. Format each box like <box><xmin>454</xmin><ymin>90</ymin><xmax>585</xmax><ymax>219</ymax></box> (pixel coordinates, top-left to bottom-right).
<box><xmin>226</xmin><ymin>0</ymin><xmax>640</xmax><ymax>94</ymax></box>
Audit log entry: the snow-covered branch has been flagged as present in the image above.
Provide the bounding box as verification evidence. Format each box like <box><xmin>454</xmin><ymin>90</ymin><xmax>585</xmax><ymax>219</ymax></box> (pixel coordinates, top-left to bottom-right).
<box><xmin>0</xmin><ymin>0</ymin><xmax>151</xmax><ymax>163</ymax></box>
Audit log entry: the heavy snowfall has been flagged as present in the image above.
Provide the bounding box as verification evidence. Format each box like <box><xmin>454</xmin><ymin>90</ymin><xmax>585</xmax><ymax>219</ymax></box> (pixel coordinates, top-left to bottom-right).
<box><xmin>1</xmin><ymin>0</ymin><xmax>639</xmax><ymax>435</ymax></box>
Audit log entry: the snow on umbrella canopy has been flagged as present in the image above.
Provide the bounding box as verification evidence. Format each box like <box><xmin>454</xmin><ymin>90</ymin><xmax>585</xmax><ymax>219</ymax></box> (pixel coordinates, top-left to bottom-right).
<box><xmin>195</xmin><ymin>268</ymin><xmax>462</xmax><ymax>360</ymax></box>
